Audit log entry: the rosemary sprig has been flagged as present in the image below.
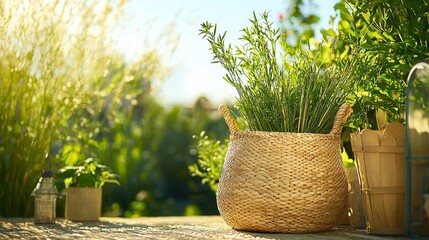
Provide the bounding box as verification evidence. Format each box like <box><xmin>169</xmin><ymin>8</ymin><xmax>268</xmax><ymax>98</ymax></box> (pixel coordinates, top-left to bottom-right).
<box><xmin>200</xmin><ymin>11</ymin><xmax>358</xmax><ymax>134</ymax></box>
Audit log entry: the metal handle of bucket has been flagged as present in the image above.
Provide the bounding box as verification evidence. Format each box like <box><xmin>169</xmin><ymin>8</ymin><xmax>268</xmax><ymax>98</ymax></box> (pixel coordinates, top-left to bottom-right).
<box><xmin>330</xmin><ymin>103</ymin><xmax>353</xmax><ymax>137</ymax></box>
<box><xmin>219</xmin><ymin>103</ymin><xmax>352</xmax><ymax>137</ymax></box>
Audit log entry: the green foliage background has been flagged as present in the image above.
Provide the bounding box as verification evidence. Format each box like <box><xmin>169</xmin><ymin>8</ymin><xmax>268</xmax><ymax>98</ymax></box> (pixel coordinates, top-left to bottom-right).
<box><xmin>0</xmin><ymin>0</ymin><xmax>224</xmax><ymax>217</ymax></box>
<box><xmin>0</xmin><ymin>0</ymin><xmax>138</xmax><ymax>216</ymax></box>
<box><xmin>2</xmin><ymin>0</ymin><xmax>428</xmax><ymax>218</ymax></box>
<box><xmin>328</xmin><ymin>0</ymin><xmax>428</xmax><ymax>128</ymax></box>
<box><xmin>99</xmin><ymin>98</ymin><xmax>227</xmax><ymax>217</ymax></box>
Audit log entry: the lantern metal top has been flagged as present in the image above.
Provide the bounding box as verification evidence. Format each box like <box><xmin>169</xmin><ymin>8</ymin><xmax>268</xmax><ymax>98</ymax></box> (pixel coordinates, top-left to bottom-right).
<box><xmin>41</xmin><ymin>170</ymin><xmax>53</xmax><ymax>178</ymax></box>
<box><xmin>32</xmin><ymin>170</ymin><xmax>58</xmax><ymax>196</ymax></box>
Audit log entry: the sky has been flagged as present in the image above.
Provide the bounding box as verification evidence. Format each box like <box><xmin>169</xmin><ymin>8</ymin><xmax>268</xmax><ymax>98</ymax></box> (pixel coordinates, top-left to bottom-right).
<box><xmin>117</xmin><ymin>0</ymin><xmax>338</xmax><ymax>106</ymax></box>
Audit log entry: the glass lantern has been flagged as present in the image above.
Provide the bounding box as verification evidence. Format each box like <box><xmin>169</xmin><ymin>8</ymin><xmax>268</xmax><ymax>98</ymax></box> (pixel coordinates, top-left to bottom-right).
<box><xmin>32</xmin><ymin>170</ymin><xmax>58</xmax><ymax>224</ymax></box>
<box><xmin>405</xmin><ymin>62</ymin><xmax>429</xmax><ymax>237</ymax></box>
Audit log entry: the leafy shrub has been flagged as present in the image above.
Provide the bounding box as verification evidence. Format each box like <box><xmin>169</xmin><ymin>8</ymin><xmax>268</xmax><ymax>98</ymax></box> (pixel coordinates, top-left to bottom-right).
<box><xmin>326</xmin><ymin>0</ymin><xmax>429</xmax><ymax>129</ymax></box>
<box><xmin>189</xmin><ymin>132</ymin><xmax>228</xmax><ymax>192</ymax></box>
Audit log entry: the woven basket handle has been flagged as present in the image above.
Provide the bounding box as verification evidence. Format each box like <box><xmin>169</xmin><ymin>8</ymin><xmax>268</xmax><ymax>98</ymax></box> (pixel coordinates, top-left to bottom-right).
<box><xmin>218</xmin><ymin>104</ymin><xmax>239</xmax><ymax>136</ymax></box>
<box><xmin>330</xmin><ymin>103</ymin><xmax>352</xmax><ymax>136</ymax></box>
<box><xmin>219</xmin><ymin>103</ymin><xmax>351</xmax><ymax>137</ymax></box>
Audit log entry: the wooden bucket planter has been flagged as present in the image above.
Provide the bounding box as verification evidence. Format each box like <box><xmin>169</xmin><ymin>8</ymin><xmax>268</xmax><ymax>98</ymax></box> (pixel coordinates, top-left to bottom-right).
<box><xmin>217</xmin><ymin>103</ymin><xmax>351</xmax><ymax>233</ymax></box>
<box><xmin>350</xmin><ymin>122</ymin><xmax>405</xmax><ymax>235</ymax></box>
<box><xmin>65</xmin><ymin>187</ymin><xmax>102</xmax><ymax>222</ymax></box>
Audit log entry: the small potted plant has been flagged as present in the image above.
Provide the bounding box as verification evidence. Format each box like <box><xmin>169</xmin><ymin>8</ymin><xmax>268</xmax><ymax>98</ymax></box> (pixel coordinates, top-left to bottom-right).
<box><xmin>56</xmin><ymin>158</ymin><xmax>119</xmax><ymax>222</ymax></box>
<box><xmin>200</xmin><ymin>12</ymin><xmax>359</xmax><ymax>233</ymax></box>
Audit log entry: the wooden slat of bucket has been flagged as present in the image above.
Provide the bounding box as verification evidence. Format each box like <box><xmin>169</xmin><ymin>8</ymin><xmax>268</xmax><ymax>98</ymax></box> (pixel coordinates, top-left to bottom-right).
<box><xmin>351</xmin><ymin>131</ymin><xmax>376</xmax><ymax>190</ymax></box>
<box><xmin>360</xmin><ymin>129</ymin><xmax>386</xmax><ymax>231</ymax></box>
<box><xmin>350</xmin><ymin>132</ymin><xmax>368</xmax><ymax>211</ymax></box>
<box><xmin>379</xmin><ymin>134</ymin><xmax>405</xmax><ymax>232</ymax></box>
<box><xmin>385</xmin><ymin>124</ymin><xmax>405</xmax><ymax>234</ymax></box>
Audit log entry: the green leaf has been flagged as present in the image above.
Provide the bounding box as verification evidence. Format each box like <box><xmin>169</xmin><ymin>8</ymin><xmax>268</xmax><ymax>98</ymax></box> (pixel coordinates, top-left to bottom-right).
<box><xmin>382</xmin><ymin>32</ymin><xmax>395</xmax><ymax>42</ymax></box>
<box><xmin>321</xmin><ymin>28</ymin><xmax>336</xmax><ymax>37</ymax></box>
<box><xmin>340</xmin><ymin>20</ymin><xmax>351</xmax><ymax>30</ymax></box>
<box><xmin>303</xmin><ymin>14</ymin><xmax>320</xmax><ymax>25</ymax></box>
<box><xmin>361</xmin><ymin>12</ymin><xmax>371</xmax><ymax>24</ymax></box>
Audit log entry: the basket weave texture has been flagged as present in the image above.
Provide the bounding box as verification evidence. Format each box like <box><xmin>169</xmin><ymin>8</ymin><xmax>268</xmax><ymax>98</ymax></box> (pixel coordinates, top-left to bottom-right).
<box><xmin>217</xmin><ymin>103</ymin><xmax>351</xmax><ymax>233</ymax></box>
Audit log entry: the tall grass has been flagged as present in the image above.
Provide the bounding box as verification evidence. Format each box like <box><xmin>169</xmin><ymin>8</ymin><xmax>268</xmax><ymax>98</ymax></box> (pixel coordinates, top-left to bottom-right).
<box><xmin>0</xmin><ymin>0</ymin><xmax>169</xmax><ymax>217</ymax></box>
<box><xmin>200</xmin><ymin>12</ymin><xmax>358</xmax><ymax>133</ymax></box>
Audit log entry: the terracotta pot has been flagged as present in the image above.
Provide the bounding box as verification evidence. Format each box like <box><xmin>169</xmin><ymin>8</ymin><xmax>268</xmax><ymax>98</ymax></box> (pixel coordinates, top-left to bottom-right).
<box><xmin>65</xmin><ymin>187</ymin><xmax>102</xmax><ymax>222</ymax></box>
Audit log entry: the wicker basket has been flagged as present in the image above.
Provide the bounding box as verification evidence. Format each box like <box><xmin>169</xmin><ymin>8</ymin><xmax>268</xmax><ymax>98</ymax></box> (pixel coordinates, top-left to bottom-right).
<box><xmin>217</xmin><ymin>103</ymin><xmax>351</xmax><ymax>233</ymax></box>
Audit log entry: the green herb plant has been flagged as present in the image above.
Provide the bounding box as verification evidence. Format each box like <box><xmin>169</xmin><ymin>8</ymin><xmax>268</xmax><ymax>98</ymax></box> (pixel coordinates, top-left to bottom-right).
<box><xmin>55</xmin><ymin>158</ymin><xmax>119</xmax><ymax>190</ymax></box>
<box><xmin>188</xmin><ymin>132</ymin><xmax>228</xmax><ymax>192</ymax></box>
<box><xmin>200</xmin><ymin>12</ymin><xmax>358</xmax><ymax>133</ymax></box>
<box><xmin>327</xmin><ymin>0</ymin><xmax>429</xmax><ymax>130</ymax></box>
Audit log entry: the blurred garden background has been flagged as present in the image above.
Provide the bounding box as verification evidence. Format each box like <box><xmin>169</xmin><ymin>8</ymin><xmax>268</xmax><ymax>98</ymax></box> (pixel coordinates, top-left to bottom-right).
<box><xmin>2</xmin><ymin>0</ymin><xmax>426</xmax><ymax>218</ymax></box>
<box><xmin>0</xmin><ymin>0</ymin><xmax>329</xmax><ymax>218</ymax></box>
